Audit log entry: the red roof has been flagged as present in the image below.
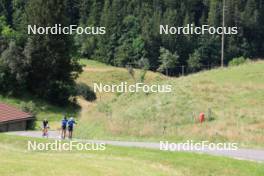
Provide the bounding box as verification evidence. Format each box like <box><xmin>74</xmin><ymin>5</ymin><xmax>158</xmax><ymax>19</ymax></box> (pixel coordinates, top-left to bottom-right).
<box><xmin>0</xmin><ymin>103</ymin><xmax>33</xmax><ymax>123</ymax></box>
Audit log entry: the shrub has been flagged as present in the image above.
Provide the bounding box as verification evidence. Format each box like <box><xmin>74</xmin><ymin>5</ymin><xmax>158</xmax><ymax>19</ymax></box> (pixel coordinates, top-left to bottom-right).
<box><xmin>20</xmin><ymin>101</ymin><xmax>37</xmax><ymax>116</ymax></box>
<box><xmin>228</xmin><ymin>56</ymin><xmax>249</xmax><ymax>66</ymax></box>
<box><xmin>43</xmin><ymin>81</ymin><xmax>77</xmax><ymax>105</ymax></box>
<box><xmin>157</xmin><ymin>47</ymin><xmax>179</xmax><ymax>75</ymax></box>
<box><xmin>188</xmin><ymin>50</ymin><xmax>202</xmax><ymax>71</ymax></box>
<box><xmin>76</xmin><ymin>83</ymin><xmax>96</xmax><ymax>101</ymax></box>
<box><xmin>20</xmin><ymin>101</ymin><xmax>37</xmax><ymax>130</ymax></box>
<box><xmin>207</xmin><ymin>108</ymin><xmax>215</xmax><ymax>121</ymax></box>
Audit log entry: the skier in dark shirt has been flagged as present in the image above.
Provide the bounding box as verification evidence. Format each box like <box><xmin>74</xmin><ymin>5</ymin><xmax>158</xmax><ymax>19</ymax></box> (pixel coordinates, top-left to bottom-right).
<box><xmin>42</xmin><ymin>119</ymin><xmax>49</xmax><ymax>137</ymax></box>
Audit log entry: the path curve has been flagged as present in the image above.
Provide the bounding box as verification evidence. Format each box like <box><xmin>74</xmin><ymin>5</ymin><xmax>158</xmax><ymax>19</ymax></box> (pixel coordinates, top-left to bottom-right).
<box><xmin>6</xmin><ymin>131</ymin><xmax>264</xmax><ymax>162</ymax></box>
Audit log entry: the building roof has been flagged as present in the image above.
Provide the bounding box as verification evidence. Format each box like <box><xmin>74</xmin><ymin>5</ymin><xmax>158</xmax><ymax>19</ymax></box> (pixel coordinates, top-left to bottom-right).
<box><xmin>0</xmin><ymin>103</ymin><xmax>33</xmax><ymax>123</ymax></box>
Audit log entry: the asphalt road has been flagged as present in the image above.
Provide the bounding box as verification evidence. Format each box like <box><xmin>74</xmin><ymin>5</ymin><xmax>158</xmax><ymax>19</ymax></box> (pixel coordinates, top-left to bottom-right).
<box><xmin>6</xmin><ymin>131</ymin><xmax>264</xmax><ymax>162</ymax></box>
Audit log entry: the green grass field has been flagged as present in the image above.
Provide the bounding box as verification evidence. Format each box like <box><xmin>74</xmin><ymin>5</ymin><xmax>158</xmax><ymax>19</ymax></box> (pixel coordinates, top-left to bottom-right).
<box><xmin>76</xmin><ymin>60</ymin><xmax>264</xmax><ymax>147</ymax></box>
<box><xmin>0</xmin><ymin>134</ymin><xmax>263</xmax><ymax>176</ymax></box>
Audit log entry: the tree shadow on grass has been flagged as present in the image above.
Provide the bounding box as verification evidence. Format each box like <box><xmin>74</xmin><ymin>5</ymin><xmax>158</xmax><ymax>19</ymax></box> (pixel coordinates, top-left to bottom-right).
<box><xmin>76</xmin><ymin>82</ymin><xmax>97</xmax><ymax>102</ymax></box>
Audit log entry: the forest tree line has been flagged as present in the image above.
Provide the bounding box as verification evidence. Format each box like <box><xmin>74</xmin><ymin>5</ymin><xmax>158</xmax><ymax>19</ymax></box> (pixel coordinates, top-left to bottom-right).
<box><xmin>76</xmin><ymin>0</ymin><xmax>264</xmax><ymax>70</ymax></box>
<box><xmin>0</xmin><ymin>0</ymin><xmax>263</xmax><ymax>104</ymax></box>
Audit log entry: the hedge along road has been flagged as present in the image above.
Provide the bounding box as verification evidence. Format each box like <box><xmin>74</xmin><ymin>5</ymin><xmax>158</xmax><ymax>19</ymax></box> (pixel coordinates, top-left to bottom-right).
<box><xmin>7</xmin><ymin>130</ymin><xmax>264</xmax><ymax>162</ymax></box>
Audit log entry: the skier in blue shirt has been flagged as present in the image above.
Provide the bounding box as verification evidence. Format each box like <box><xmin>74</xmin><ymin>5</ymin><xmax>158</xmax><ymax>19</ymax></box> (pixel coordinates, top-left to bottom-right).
<box><xmin>61</xmin><ymin>116</ymin><xmax>68</xmax><ymax>139</ymax></box>
<box><xmin>68</xmin><ymin>117</ymin><xmax>77</xmax><ymax>139</ymax></box>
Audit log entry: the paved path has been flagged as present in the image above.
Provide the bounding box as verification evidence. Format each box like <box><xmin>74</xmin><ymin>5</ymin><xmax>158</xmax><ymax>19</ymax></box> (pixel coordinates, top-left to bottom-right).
<box><xmin>7</xmin><ymin>131</ymin><xmax>264</xmax><ymax>162</ymax></box>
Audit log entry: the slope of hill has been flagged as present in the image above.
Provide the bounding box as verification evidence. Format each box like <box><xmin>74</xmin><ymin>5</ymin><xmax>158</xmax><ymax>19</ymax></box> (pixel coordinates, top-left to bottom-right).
<box><xmin>0</xmin><ymin>59</ymin><xmax>164</xmax><ymax>130</ymax></box>
<box><xmin>1</xmin><ymin>59</ymin><xmax>263</xmax><ymax>147</ymax></box>
<box><xmin>76</xmin><ymin>61</ymin><xmax>264</xmax><ymax>147</ymax></box>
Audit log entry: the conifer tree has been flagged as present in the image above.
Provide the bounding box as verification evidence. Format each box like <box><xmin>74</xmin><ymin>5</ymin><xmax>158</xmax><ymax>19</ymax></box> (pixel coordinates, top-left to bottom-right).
<box><xmin>23</xmin><ymin>0</ymin><xmax>82</xmax><ymax>104</ymax></box>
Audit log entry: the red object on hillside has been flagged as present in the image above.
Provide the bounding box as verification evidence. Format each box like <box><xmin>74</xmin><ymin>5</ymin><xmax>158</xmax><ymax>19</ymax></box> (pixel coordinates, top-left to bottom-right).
<box><xmin>199</xmin><ymin>112</ymin><xmax>205</xmax><ymax>123</ymax></box>
<box><xmin>0</xmin><ymin>103</ymin><xmax>32</xmax><ymax>123</ymax></box>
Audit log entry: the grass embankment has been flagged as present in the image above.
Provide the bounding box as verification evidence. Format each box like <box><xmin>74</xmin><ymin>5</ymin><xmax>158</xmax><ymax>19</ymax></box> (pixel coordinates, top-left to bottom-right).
<box><xmin>76</xmin><ymin>60</ymin><xmax>264</xmax><ymax>147</ymax></box>
<box><xmin>0</xmin><ymin>134</ymin><xmax>263</xmax><ymax>176</ymax></box>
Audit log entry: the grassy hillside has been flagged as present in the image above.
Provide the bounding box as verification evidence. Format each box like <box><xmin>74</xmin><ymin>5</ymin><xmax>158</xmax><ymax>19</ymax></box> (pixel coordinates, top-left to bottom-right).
<box><xmin>76</xmin><ymin>61</ymin><xmax>264</xmax><ymax>147</ymax></box>
<box><xmin>78</xmin><ymin>59</ymin><xmax>166</xmax><ymax>99</ymax></box>
<box><xmin>1</xmin><ymin>59</ymin><xmax>263</xmax><ymax>147</ymax></box>
<box><xmin>0</xmin><ymin>134</ymin><xmax>263</xmax><ymax>176</ymax></box>
<box><xmin>0</xmin><ymin>59</ymin><xmax>164</xmax><ymax>130</ymax></box>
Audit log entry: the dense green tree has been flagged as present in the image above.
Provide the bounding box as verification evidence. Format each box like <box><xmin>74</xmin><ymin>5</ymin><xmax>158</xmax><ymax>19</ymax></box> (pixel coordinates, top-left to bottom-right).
<box><xmin>0</xmin><ymin>41</ymin><xmax>25</xmax><ymax>93</ymax></box>
<box><xmin>115</xmin><ymin>15</ymin><xmax>146</xmax><ymax>66</ymax></box>
<box><xmin>158</xmin><ymin>47</ymin><xmax>179</xmax><ymax>75</ymax></box>
<box><xmin>22</xmin><ymin>0</ymin><xmax>82</xmax><ymax>104</ymax></box>
<box><xmin>188</xmin><ymin>49</ymin><xmax>202</xmax><ymax>72</ymax></box>
<box><xmin>65</xmin><ymin>0</ymin><xmax>80</xmax><ymax>25</ymax></box>
<box><xmin>208</xmin><ymin>0</ymin><xmax>220</xmax><ymax>26</ymax></box>
<box><xmin>1</xmin><ymin>41</ymin><xmax>27</xmax><ymax>84</ymax></box>
<box><xmin>0</xmin><ymin>0</ymin><xmax>13</xmax><ymax>26</ymax></box>
<box><xmin>187</xmin><ymin>34</ymin><xmax>221</xmax><ymax>71</ymax></box>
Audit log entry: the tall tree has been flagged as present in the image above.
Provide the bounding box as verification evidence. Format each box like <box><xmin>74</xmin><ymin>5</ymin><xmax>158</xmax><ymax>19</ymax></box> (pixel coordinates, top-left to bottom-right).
<box><xmin>158</xmin><ymin>47</ymin><xmax>179</xmax><ymax>75</ymax></box>
<box><xmin>115</xmin><ymin>15</ymin><xmax>145</xmax><ymax>66</ymax></box>
<box><xmin>23</xmin><ymin>0</ymin><xmax>82</xmax><ymax>104</ymax></box>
